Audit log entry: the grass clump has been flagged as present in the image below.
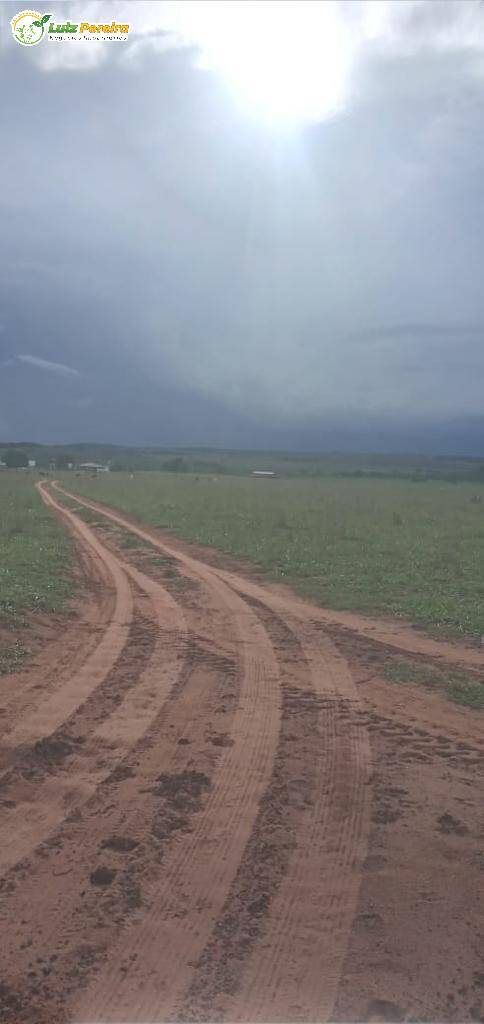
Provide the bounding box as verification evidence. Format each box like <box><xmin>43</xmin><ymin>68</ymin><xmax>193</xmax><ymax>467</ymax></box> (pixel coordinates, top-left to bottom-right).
<box><xmin>120</xmin><ymin>532</ymin><xmax>150</xmax><ymax>549</ymax></box>
<box><xmin>71</xmin><ymin>506</ymin><xmax>103</xmax><ymax>526</ymax></box>
<box><xmin>383</xmin><ymin>658</ymin><xmax>484</xmax><ymax>710</ymax></box>
<box><xmin>383</xmin><ymin>661</ymin><xmax>441</xmax><ymax>687</ymax></box>
<box><xmin>0</xmin><ymin>639</ymin><xmax>31</xmax><ymax>675</ymax></box>
<box><xmin>445</xmin><ymin>675</ymin><xmax>484</xmax><ymax>710</ymax></box>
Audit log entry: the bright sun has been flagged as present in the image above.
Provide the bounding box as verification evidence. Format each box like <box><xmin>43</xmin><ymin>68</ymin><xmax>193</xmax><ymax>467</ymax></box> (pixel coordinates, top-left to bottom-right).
<box><xmin>164</xmin><ymin>0</ymin><xmax>352</xmax><ymax>124</ymax></box>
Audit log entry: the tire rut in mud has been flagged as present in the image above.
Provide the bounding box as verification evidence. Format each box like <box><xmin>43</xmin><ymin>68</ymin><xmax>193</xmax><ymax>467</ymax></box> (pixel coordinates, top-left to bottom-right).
<box><xmin>0</xmin><ymin>580</ymin><xmax>240</xmax><ymax>1024</ymax></box>
<box><xmin>0</xmin><ymin>543</ymin><xmax>115</xmax><ymax>741</ymax></box>
<box><xmin>0</xmin><ymin>605</ymin><xmax>162</xmax><ymax>875</ymax></box>
<box><xmin>70</xmin><ymin>540</ymin><xmax>280</xmax><ymax>1022</ymax></box>
<box><xmin>204</xmin><ymin>591</ymin><xmax>371</xmax><ymax>1024</ymax></box>
<box><xmin>178</xmin><ymin>607</ymin><xmax>319</xmax><ymax>1022</ymax></box>
<box><xmin>0</xmin><ymin>606</ymin><xmax>156</xmax><ymax>781</ymax></box>
<box><xmin>15</xmin><ymin>483</ymin><xmax>371</xmax><ymax>1024</ymax></box>
<box><xmin>46</xmin><ymin>483</ymin><xmax>371</xmax><ymax>1024</ymax></box>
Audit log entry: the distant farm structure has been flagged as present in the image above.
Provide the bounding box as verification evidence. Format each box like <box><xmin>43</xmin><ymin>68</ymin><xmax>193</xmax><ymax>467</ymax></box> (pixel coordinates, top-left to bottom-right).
<box><xmin>77</xmin><ymin>462</ymin><xmax>110</xmax><ymax>474</ymax></box>
<box><xmin>251</xmin><ymin>470</ymin><xmax>275</xmax><ymax>478</ymax></box>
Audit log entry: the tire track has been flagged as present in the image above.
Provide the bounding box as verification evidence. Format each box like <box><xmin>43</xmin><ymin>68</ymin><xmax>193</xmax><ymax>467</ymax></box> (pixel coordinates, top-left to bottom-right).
<box><xmin>45</xmin><ymin>483</ymin><xmax>368</xmax><ymax>1023</ymax></box>
<box><xmin>178</xmin><ymin>604</ymin><xmax>319</xmax><ymax>1022</ymax></box>
<box><xmin>0</xmin><ymin>491</ymin><xmax>188</xmax><ymax>875</ymax></box>
<box><xmin>0</xmin><ymin>504</ymin><xmax>247</xmax><ymax>1023</ymax></box>
<box><xmin>242</xmin><ymin>645</ymin><xmax>370</xmax><ymax>1024</ymax></box>
<box><xmin>0</xmin><ymin>594</ymin><xmax>240</xmax><ymax>1024</ymax></box>
<box><xmin>0</xmin><ymin>533</ymin><xmax>115</xmax><ymax>740</ymax></box>
<box><xmin>214</xmin><ymin>592</ymin><xmax>371</xmax><ymax>1023</ymax></box>
<box><xmin>179</xmin><ymin>597</ymin><xmax>371</xmax><ymax>1023</ymax></box>
<box><xmin>0</xmin><ymin>606</ymin><xmax>157</xmax><ymax>874</ymax></box>
<box><xmin>4</xmin><ymin>484</ymin><xmax>134</xmax><ymax>750</ymax></box>
<box><xmin>71</xmin><ymin>556</ymin><xmax>281</xmax><ymax>1023</ymax></box>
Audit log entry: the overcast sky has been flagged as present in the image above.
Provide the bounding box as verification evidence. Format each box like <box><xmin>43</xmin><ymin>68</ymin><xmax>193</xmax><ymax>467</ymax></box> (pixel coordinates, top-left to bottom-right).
<box><xmin>1</xmin><ymin>0</ymin><xmax>484</xmax><ymax>452</ymax></box>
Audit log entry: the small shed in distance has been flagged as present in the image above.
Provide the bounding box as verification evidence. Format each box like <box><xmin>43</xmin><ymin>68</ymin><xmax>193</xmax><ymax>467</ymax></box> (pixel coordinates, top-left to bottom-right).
<box><xmin>251</xmin><ymin>470</ymin><xmax>275</xmax><ymax>478</ymax></box>
<box><xmin>78</xmin><ymin>462</ymin><xmax>110</xmax><ymax>474</ymax></box>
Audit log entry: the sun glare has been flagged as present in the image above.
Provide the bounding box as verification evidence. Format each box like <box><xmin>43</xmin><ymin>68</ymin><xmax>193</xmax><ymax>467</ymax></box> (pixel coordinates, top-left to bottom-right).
<box><xmin>164</xmin><ymin>0</ymin><xmax>352</xmax><ymax>124</ymax></box>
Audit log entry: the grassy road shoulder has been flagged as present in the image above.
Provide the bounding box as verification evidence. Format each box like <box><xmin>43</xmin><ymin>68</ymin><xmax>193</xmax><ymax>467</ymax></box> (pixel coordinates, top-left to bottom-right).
<box><xmin>0</xmin><ymin>473</ymin><xmax>74</xmax><ymax>671</ymax></box>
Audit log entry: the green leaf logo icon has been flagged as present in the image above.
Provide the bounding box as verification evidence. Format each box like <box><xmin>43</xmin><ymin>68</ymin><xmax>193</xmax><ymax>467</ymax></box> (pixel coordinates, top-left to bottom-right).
<box><xmin>11</xmin><ymin>11</ymin><xmax>51</xmax><ymax>44</ymax></box>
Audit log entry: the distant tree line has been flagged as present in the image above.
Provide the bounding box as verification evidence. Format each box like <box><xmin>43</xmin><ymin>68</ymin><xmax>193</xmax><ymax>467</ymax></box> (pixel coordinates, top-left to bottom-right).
<box><xmin>3</xmin><ymin>443</ymin><xmax>484</xmax><ymax>483</ymax></box>
<box><xmin>2</xmin><ymin>447</ymin><xmax>28</xmax><ymax>468</ymax></box>
<box><xmin>1</xmin><ymin>448</ymin><xmax>77</xmax><ymax>470</ymax></box>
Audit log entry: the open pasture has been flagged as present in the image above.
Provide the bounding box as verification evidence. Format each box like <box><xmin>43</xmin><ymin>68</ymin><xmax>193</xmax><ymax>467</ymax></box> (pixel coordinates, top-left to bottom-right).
<box><xmin>62</xmin><ymin>471</ymin><xmax>484</xmax><ymax>639</ymax></box>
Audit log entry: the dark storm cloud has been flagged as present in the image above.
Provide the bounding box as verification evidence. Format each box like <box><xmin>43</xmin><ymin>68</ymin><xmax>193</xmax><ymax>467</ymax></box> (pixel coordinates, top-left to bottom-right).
<box><xmin>1</xmin><ymin>1</ymin><xmax>484</xmax><ymax>449</ymax></box>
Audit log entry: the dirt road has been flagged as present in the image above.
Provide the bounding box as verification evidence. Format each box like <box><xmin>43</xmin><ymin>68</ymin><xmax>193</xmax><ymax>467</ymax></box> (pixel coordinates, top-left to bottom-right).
<box><xmin>0</xmin><ymin>482</ymin><xmax>482</xmax><ymax>1024</ymax></box>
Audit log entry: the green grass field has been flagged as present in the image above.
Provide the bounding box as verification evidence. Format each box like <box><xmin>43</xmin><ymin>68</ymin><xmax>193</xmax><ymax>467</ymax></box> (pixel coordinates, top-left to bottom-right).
<box><xmin>60</xmin><ymin>471</ymin><xmax>484</xmax><ymax>639</ymax></box>
<box><xmin>0</xmin><ymin>472</ymin><xmax>74</xmax><ymax>629</ymax></box>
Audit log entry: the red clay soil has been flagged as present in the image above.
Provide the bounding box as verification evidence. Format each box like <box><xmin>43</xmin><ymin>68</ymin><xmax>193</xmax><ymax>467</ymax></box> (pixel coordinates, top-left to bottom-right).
<box><xmin>0</xmin><ymin>480</ymin><xmax>482</xmax><ymax>1024</ymax></box>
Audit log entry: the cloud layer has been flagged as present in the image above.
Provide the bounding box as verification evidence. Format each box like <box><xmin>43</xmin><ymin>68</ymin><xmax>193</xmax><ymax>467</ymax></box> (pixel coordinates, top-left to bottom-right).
<box><xmin>1</xmin><ymin>1</ymin><xmax>484</xmax><ymax>449</ymax></box>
